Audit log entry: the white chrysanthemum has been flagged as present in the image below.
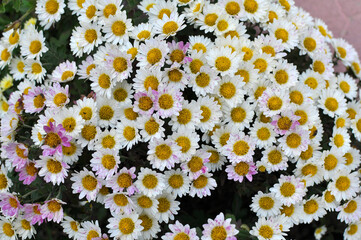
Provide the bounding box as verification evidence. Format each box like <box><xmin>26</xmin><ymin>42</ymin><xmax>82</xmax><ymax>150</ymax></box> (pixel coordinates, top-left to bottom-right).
<box><xmin>188</xmin><ymin>35</ymin><xmax>214</xmax><ymax>53</ymax></box>
<box><xmin>278</xmin><ymin>127</ymin><xmax>310</xmax><ymax>157</ymax></box>
<box><xmin>250</xmin><ymin>122</ymin><xmax>276</xmax><ymax>149</ymax></box>
<box><xmin>222</xmin><ymin>99</ymin><xmax>254</xmax><ymax>131</ymax></box>
<box><xmin>77</xmin><ymin>123</ymin><xmax>100</xmax><ymax>150</ymax></box>
<box><xmin>250</xmin><ymin>217</ymin><xmax>285</xmax><ymax>240</ymax></box>
<box><xmin>296</xmin><ymin>195</ymin><xmax>326</xmax><ymax>224</ymax></box>
<box><xmin>104</xmin><ymin>192</ymin><xmax>135</xmax><ymax>215</ymax></box>
<box><xmin>294</xmin><ymin>159</ymin><xmax>324</xmax><ymax>187</ymax></box>
<box><xmin>267</xmin><ymin>19</ymin><xmax>298</xmax><ymax>52</ymax></box>
<box><xmin>35</xmin><ymin>0</ymin><xmax>65</xmax><ymax>30</ymax></box>
<box><xmin>189</xmin><ymin>172</ymin><xmax>217</xmax><ymax>198</ymax></box>
<box><xmin>61</xmin><ymin>216</ymin><xmax>80</xmax><ymax>240</ymax></box>
<box><xmin>213</xmin><ymin>12</ymin><xmax>238</xmax><ymax>35</ymax></box>
<box><xmin>137</xmin><ymin>37</ymin><xmax>169</xmax><ymax>69</ymax></box>
<box><xmin>344</xmin><ymin>222</ymin><xmax>361</xmax><ymax>240</ymax></box>
<box><xmin>96</xmin><ymin>96</ymin><xmax>121</xmax><ymax>128</ymax></box>
<box><xmin>258</xmin><ymin>87</ymin><xmax>289</xmax><ymax>117</ymax></box>
<box><xmin>215</xmin><ymin>75</ymin><xmax>245</xmax><ymax>107</ymax></box>
<box><xmin>189</xmin><ymin>65</ymin><xmax>220</xmax><ymax>96</ymax></box>
<box><xmin>156</xmin><ymin>192</ymin><xmax>180</xmax><ymax>223</ymax></box>
<box><xmin>0</xmin><ymin>165</ymin><xmax>12</xmax><ymax>193</ymax></box>
<box><xmin>0</xmin><ymin>44</ymin><xmax>12</xmax><ymax>70</ymax></box>
<box><xmin>337</xmin><ymin>197</ymin><xmax>361</xmax><ymax>224</ymax></box>
<box><xmin>94</xmin><ymin>128</ymin><xmax>122</xmax><ymax>152</ymax></box>
<box><xmin>36</xmin><ymin>155</ymin><xmax>69</xmax><ymax>185</ymax></box>
<box><xmin>147</xmin><ymin>138</ymin><xmax>181</xmax><ymax>171</ymax></box>
<box><xmin>51</xmin><ymin>60</ymin><xmax>77</xmax><ymax>83</ymax></box>
<box><xmin>139</xmin><ymin>115</ymin><xmax>165</xmax><ymax>142</ymax></box>
<box><xmin>329</xmin><ymin>127</ymin><xmax>350</xmax><ymax>154</ymax></box>
<box><xmin>170</xmin><ymin>130</ymin><xmax>199</xmax><ymax>161</ymax></box>
<box><xmin>107</xmin><ymin>213</ymin><xmax>143</xmax><ymax>240</ymax></box>
<box><xmin>196</xmin><ymin>96</ymin><xmax>222</xmax><ymax>133</ymax></box>
<box><xmin>117</xmin><ymin>120</ymin><xmax>141</xmax><ymax>151</ymax></box>
<box><xmin>24</xmin><ymin>59</ymin><xmax>47</xmax><ymax>83</ymax></box>
<box><xmin>203</xmin><ymin>145</ymin><xmax>227</xmax><ymax>172</ymax></box>
<box><xmin>298</xmin><ymin>28</ymin><xmax>325</xmax><ymax>56</ymax></box>
<box><xmin>70</xmin><ymin>22</ymin><xmax>103</xmax><ymax>57</ymax></box>
<box><xmin>79</xmin><ymin>221</ymin><xmax>102</xmax><ymax>240</ymax></box>
<box><xmin>344</xmin><ymin>148</ymin><xmax>361</xmax><ymax>171</ymax></box>
<box><xmin>270</xmin><ymin>59</ymin><xmax>298</xmax><ymax>88</ymax></box>
<box><xmin>70</xmin><ymin>168</ymin><xmax>101</xmax><ymax>201</ymax></box>
<box><xmin>288</xmin><ymin>84</ymin><xmax>313</xmax><ymax>106</ymax></box>
<box><xmin>135</xmin><ymin>168</ymin><xmax>165</xmax><ymax>197</ymax></box>
<box><xmin>20</xmin><ymin>26</ymin><xmax>48</xmax><ymax>59</ymax></box>
<box><xmin>9</xmin><ymin>57</ymin><xmax>26</xmax><ymax>80</ymax></box>
<box><xmin>328</xmin><ymin>170</ymin><xmax>360</xmax><ymax>202</ymax></box>
<box><xmin>62</xmin><ymin>141</ymin><xmax>82</xmax><ymax>165</ymax></box>
<box><xmin>258</xmin><ymin>146</ymin><xmax>288</xmax><ymax>173</ymax></box>
<box><xmin>238</xmin><ymin>0</ymin><xmax>269</xmax><ymax>22</ymax></box>
<box><xmin>318</xmin><ymin>88</ymin><xmax>347</xmax><ymax>118</ymax></box>
<box><xmin>96</xmin><ymin>0</ymin><xmax>123</xmax><ymax>24</ymax></box>
<box><xmin>270</xmin><ymin>175</ymin><xmax>306</xmax><ymax>207</ymax></box>
<box><xmin>154</xmin><ymin>12</ymin><xmax>186</xmax><ymax>39</ymax></box>
<box><xmin>1</xmin><ymin>29</ymin><xmax>20</xmax><ymax>51</ymax></box>
<box><xmin>337</xmin><ymin>73</ymin><xmax>358</xmax><ymax>100</ymax></box>
<box><xmin>206</xmin><ymin>46</ymin><xmax>241</xmax><ymax>76</ymax></box>
<box><xmin>0</xmin><ymin>217</ymin><xmax>16</xmax><ymax>240</ymax></box>
<box><xmin>169</xmin><ymin>100</ymin><xmax>202</xmax><ymax>132</ymax></box>
<box><xmin>148</xmin><ymin>0</ymin><xmax>177</xmax><ymax>21</ymax></box>
<box><xmin>133</xmin><ymin>67</ymin><xmax>163</xmax><ymax>92</ymax></box>
<box><xmin>89</xmin><ymin>66</ymin><xmax>116</xmax><ymax>98</ymax></box>
<box><xmin>223</xmin><ymin>132</ymin><xmax>255</xmax><ymax>163</ymax></box>
<box><xmin>332</xmin><ymin>38</ymin><xmax>358</xmax><ymax>64</ymax></box>
<box><xmin>164</xmin><ymin>168</ymin><xmax>191</xmax><ymax>197</ymax></box>
<box><xmin>90</xmin><ymin>149</ymin><xmax>120</xmax><ymax>179</ymax></box>
<box><xmin>138</xmin><ymin>213</ymin><xmax>161</xmax><ymax>239</ymax></box>
<box><xmin>54</xmin><ymin>107</ymin><xmax>84</xmax><ymax>138</ymax></box>
<box><xmin>251</xmin><ymin>191</ymin><xmax>281</xmax><ymax>218</ymax></box>
<box><xmin>78</xmin><ymin>0</ymin><xmax>98</xmax><ymax>23</ymax></box>
<box><xmin>102</xmin><ymin>11</ymin><xmax>133</xmax><ymax>45</ymax></box>
<box><xmin>131</xmin><ymin>23</ymin><xmax>154</xmax><ymax>41</ymax></box>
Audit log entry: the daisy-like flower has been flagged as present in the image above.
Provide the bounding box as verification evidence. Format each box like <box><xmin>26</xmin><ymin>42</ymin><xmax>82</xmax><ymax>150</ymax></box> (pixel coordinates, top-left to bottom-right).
<box><xmin>70</xmin><ymin>22</ymin><xmax>103</xmax><ymax>57</ymax></box>
<box><xmin>196</xmin><ymin>96</ymin><xmax>222</xmax><ymax>133</ymax></box>
<box><xmin>9</xmin><ymin>57</ymin><xmax>26</xmax><ymax>80</ymax></box>
<box><xmin>222</xmin><ymin>99</ymin><xmax>255</xmax><ymax>131</ymax></box>
<box><xmin>206</xmin><ymin>46</ymin><xmax>241</xmax><ymax>76</ymax></box>
<box><xmin>224</xmin><ymin>132</ymin><xmax>255</xmax><ymax>163</ymax></box>
<box><xmin>36</xmin><ymin>155</ymin><xmax>69</xmax><ymax>185</ymax></box>
<box><xmin>54</xmin><ymin>107</ymin><xmax>85</xmax><ymax>138</ymax></box>
<box><xmin>36</xmin><ymin>0</ymin><xmax>65</xmax><ymax>29</ymax></box>
<box><xmin>90</xmin><ymin>149</ymin><xmax>120</xmax><ymax>179</ymax></box>
<box><xmin>2</xmin><ymin>29</ymin><xmax>20</xmax><ymax>51</ymax></box>
<box><xmin>20</xmin><ymin>26</ymin><xmax>48</xmax><ymax>59</ymax></box>
<box><xmin>111</xmin><ymin>81</ymin><xmax>133</xmax><ymax>105</ymax></box>
<box><xmin>344</xmin><ymin>148</ymin><xmax>361</xmax><ymax>171</ymax></box>
<box><xmin>156</xmin><ymin>194</ymin><xmax>179</xmax><ymax>223</ymax></box>
<box><xmin>23</xmin><ymin>86</ymin><xmax>46</xmax><ymax>113</ymax></box>
<box><xmin>107</xmin><ymin>167</ymin><xmax>137</xmax><ymax>195</ymax></box>
<box><xmin>328</xmin><ymin>170</ymin><xmax>360</xmax><ymax>202</ymax></box>
<box><xmin>166</xmin><ymin>41</ymin><xmax>191</xmax><ymax>65</ymax></box>
<box><xmin>332</xmin><ymin>38</ymin><xmax>358</xmax><ymax>64</ymax></box>
<box><xmin>278</xmin><ymin>127</ymin><xmax>310</xmax><ymax>157</ymax></box>
<box><xmin>214</xmin><ymin>13</ymin><xmax>238</xmax><ymax>36</ymax></box>
<box><xmin>169</xmin><ymin>100</ymin><xmax>202</xmax><ymax>132</ymax></box>
<box><xmin>135</xmin><ymin>168</ymin><xmax>165</xmax><ymax>197</ymax></box>
<box><xmin>0</xmin><ymin>165</ymin><xmax>12</xmax><ymax>192</ymax></box>
<box><xmin>79</xmin><ymin>221</ymin><xmax>102</xmax><ymax>240</ymax></box>
<box><xmin>23</xmin><ymin>203</ymin><xmax>43</xmax><ymax>225</ymax></box>
<box><xmin>117</xmin><ymin>120</ymin><xmax>141</xmax><ymax>150</ymax></box>
<box><xmin>267</xmin><ymin>19</ymin><xmax>298</xmax><ymax>52</ymax></box>
<box><xmin>61</xmin><ymin>216</ymin><xmax>80</xmax><ymax>240</ymax></box>
<box><xmin>250</xmin><ymin>122</ymin><xmax>276</xmax><ymax>149</ymax></box>
<box><xmin>189</xmin><ymin>65</ymin><xmax>220</xmax><ymax>96</ymax></box>
<box><xmin>298</xmin><ymin>29</ymin><xmax>325</xmax><ymax>56</ymax></box>
<box><xmin>44</xmin><ymin>82</ymin><xmax>69</xmax><ymax>109</ymax></box>
<box><xmin>133</xmin><ymin>67</ymin><xmax>162</xmax><ymax>92</ymax></box>
<box><xmin>77</xmin><ymin>56</ymin><xmax>96</xmax><ymax>80</ymax></box>
<box><xmin>215</xmin><ymin>75</ymin><xmax>245</xmax><ymax>107</ymax></box>
<box><xmin>77</xmin><ymin>123</ymin><xmax>100</xmax><ymax>149</ymax></box>
<box><xmin>0</xmin><ymin>193</ymin><xmax>21</xmax><ymax>217</ymax></box>
<box><xmin>203</xmin><ymin>145</ymin><xmax>227</xmax><ymax>172</ymax></box>
<box><xmin>297</xmin><ymin>195</ymin><xmax>327</xmax><ymax>224</ymax></box>
<box><xmin>202</xmin><ymin>212</ymin><xmax>239</xmax><ymax>240</ymax></box>
<box><xmin>24</xmin><ymin>59</ymin><xmax>47</xmax><ymax>83</ymax></box>
<box><xmin>132</xmin><ymin>193</ymin><xmax>159</xmax><ymax>216</ymax></box>
<box><xmin>96</xmin><ymin>0</ymin><xmax>123</xmax><ymax>24</ymax></box>
<box><xmin>71</xmin><ymin>168</ymin><xmax>101</xmax><ymax>201</ymax></box>
<box><xmin>164</xmin><ymin>169</ymin><xmax>191</xmax><ymax>197</ymax></box>
<box><xmin>344</xmin><ymin>222</ymin><xmax>361</xmax><ymax>240</ymax></box>
<box><xmin>133</xmin><ymin>89</ymin><xmax>157</xmax><ymax>116</ymax></box>
<box><xmin>270</xmin><ymin>110</ymin><xmax>300</xmax><ymax>135</ymax></box>
<box><xmin>250</xmin><ymin>217</ymin><xmax>285</xmax><ymax>240</ymax></box>
<box><xmin>270</xmin><ymin>175</ymin><xmax>306</xmax><ymax>206</ymax></box>
<box><xmin>41</xmin><ymin>122</ymin><xmax>72</xmax><ymax>156</ymax></box>
<box><xmin>226</xmin><ymin>160</ymin><xmax>257</xmax><ymax>183</ymax></box>
<box><xmin>258</xmin><ymin>87</ymin><xmax>289</xmax><ymax>117</ymax></box>
<box><xmin>131</xmin><ymin>23</ymin><xmax>154</xmax><ymax>41</ymax></box>
<box><xmin>139</xmin><ymin>115</ymin><xmax>165</xmax><ymax>142</ymax></box>
<box><xmin>96</xmin><ymin>97</ymin><xmax>121</xmax><ymax>128</ymax></box>
<box><xmin>107</xmin><ymin>213</ymin><xmax>143</xmax><ymax>240</ymax></box>
<box><xmin>154</xmin><ymin>12</ymin><xmax>186</xmax><ymax>39</ymax></box>
<box><xmin>104</xmin><ymin>192</ymin><xmax>135</xmax><ymax>215</ymax></box>
<box><xmin>154</xmin><ymin>86</ymin><xmax>183</xmax><ymax>118</ymax></box>
<box><xmin>78</xmin><ymin>0</ymin><xmax>98</xmax><ymax>22</ymax></box>
<box><xmin>294</xmin><ymin>159</ymin><xmax>324</xmax><ymax>187</ymax></box>
<box><xmin>41</xmin><ymin>198</ymin><xmax>65</xmax><ymax>223</ymax></box>
<box><xmin>102</xmin><ymin>11</ymin><xmax>133</xmax><ymax>45</ymax></box>
<box><xmin>75</xmin><ymin>97</ymin><xmax>98</xmax><ymax>123</ymax></box>
<box><xmin>162</xmin><ymin>220</ymin><xmax>199</xmax><ymax>240</ymax></box>
<box><xmin>13</xmin><ymin>216</ymin><xmax>36</xmax><ymax>240</ymax></box>
<box><xmin>89</xmin><ymin>66</ymin><xmax>116</xmax><ymax>98</ymax></box>
<box><xmin>251</xmin><ymin>191</ymin><xmax>281</xmax><ymax>218</ymax></box>
<box><xmin>137</xmin><ymin>37</ymin><xmax>169</xmax><ymax>68</ymax></box>
<box><xmin>138</xmin><ymin>213</ymin><xmax>161</xmax><ymax>239</ymax></box>
<box><xmin>94</xmin><ymin>128</ymin><xmax>122</xmax><ymax>152</ymax></box>
<box><xmin>4</xmin><ymin>142</ymin><xmax>29</xmax><ymax>171</ymax></box>
<box><xmin>18</xmin><ymin>161</ymin><xmax>38</xmax><ymax>185</ymax></box>
<box><xmin>337</xmin><ymin>73</ymin><xmax>358</xmax><ymax>100</ymax></box>
<box><xmin>0</xmin><ymin>217</ymin><xmax>16</xmax><ymax>240</ymax></box>
<box><xmin>318</xmin><ymin>88</ymin><xmax>347</xmax><ymax>118</ymax></box>
<box><xmin>314</xmin><ymin>226</ymin><xmax>327</xmax><ymax>240</ymax></box>
<box><xmin>148</xmin><ymin>0</ymin><xmax>177</xmax><ymax>20</ymax></box>
<box><xmin>329</xmin><ymin>127</ymin><xmax>350</xmax><ymax>154</ymax></box>
<box><xmin>270</xmin><ymin>59</ymin><xmax>299</xmax><ymax>88</ymax></box>
<box><xmin>189</xmin><ymin>172</ymin><xmax>217</xmax><ymax>198</ymax></box>
<box><xmin>147</xmin><ymin>138</ymin><xmax>181</xmax><ymax>171</ymax></box>
<box><xmin>337</xmin><ymin>197</ymin><xmax>361</xmax><ymax>224</ymax></box>
<box><xmin>104</xmin><ymin>49</ymin><xmax>132</xmax><ymax>83</ymax></box>
<box><xmin>0</xmin><ymin>44</ymin><xmax>12</xmax><ymax>70</ymax></box>
<box><xmin>239</xmin><ymin>0</ymin><xmax>269</xmax><ymax>22</ymax></box>
<box><xmin>50</xmin><ymin>60</ymin><xmax>77</xmax><ymax>83</ymax></box>
<box><xmin>181</xmin><ymin>149</ymin><xmax>210</xmax><ymax>180</ymax></box>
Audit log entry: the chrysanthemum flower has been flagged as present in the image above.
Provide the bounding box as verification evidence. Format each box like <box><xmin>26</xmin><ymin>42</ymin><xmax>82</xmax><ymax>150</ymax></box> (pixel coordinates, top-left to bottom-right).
<box><xmin>71</xmin><ymin>168</ymin><xmax>101</xmax><ymax>201</ymax></box>
<box><xmin>41</xmin><ymin>198</ymin><xmax>65</xmax><ymax>223</ymax></box>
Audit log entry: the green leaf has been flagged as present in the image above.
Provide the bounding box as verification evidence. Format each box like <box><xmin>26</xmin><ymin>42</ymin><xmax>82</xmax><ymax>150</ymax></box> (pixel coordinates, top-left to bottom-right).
<box><xmin>13</xmin><ymin>0</ymin><xmax>22</xmax><ymax>12</ymax></box>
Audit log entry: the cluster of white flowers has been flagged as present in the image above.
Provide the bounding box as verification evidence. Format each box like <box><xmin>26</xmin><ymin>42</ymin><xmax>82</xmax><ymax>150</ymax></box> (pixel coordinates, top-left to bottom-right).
<box><xmin>1</xmin><ymin>0</ymin><xmax>361</xmax><ymax>239</ymax></box>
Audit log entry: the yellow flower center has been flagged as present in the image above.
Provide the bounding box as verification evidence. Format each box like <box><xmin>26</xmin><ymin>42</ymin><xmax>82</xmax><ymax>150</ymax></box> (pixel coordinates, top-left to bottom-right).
<box><xmin>158</xmin><ymin>197</ymin><xmax>170</xmax><ymax>213</ymax></box>
<box><xmin>219</xmin><ymin>133</ymin><xmax>230</xmax><ymax>146</ymax></box>
<box><xmin>188</xmin><ymin>156</ymin><xmax>203</xmax><ymax>173</ymax></box>
<box><xmin>158</xmin><ymin>9</ymin><xmax>171</xmax><ymax>19</ymax></box>
<box><xmin>102</xmin><ymin>155</ymin><xmax>116</xmax><ymax>169</ymax></box>
<box><xmin>242</xmin><ymin>47</ymin><xmax>253</xmax><ymax>61</ymax></box>
<box><xmin>324</xmin><ymin>97</ymin><xmax>338</xmax><ymax>112</ymax></box>
<box><xmin>44</xmin><ymin>132</ymin><xmax>61</xmax><ymax>148</ymax></box>
<box><xmin>215</xmin><ymin>56</ymin><xmax>231</xmax><ymax>72</ymax></box>
<box><xmin>302</xmin><ymin>164</ymin><xmax>317</xmax><ymax>177</ymax></box>
<box><xmin>337</xmin><ymin>47</ymin><xmax>347</xmax><ymax>59</ymax></box>
<box><xmin>139</xmin><ymin>214</ymin><xmax>152</xmax><ymax>231</ymax></box>
<box><xmin>279</xmin><ymin>0</ymin><xmax>291</xmax><ymax>11</ymax></box>
<box><xmin>62</xmin><ymin>142</ymin><xmax>77</xmax><ymax>156</ymax></box>
<box><xmin>118</xmin><ymin>218</ymin><xmax>135</xmax><ymax>234</ymax></box>
<box><xmin>8</xmin><ymin>31</ymin><xmax>19</xmax><ymax>45</ymax></box>
<box><xmin>84</xmin><ymin>29</ymin><xmax>97</xmax><ymax>43</ymax></box>
<box><xmin>17</xmin><ymin>61</ymin><xmax>25</xmax><ymax>72</ymax></box>
<box><xmin>204</xmin><ymin>13</ymin><xmax>218</xmax><ymax>27</ymax></box>
<box><xmin>335</xmin><ymin>176</ymin><xmax>350</xmax><ymax>191</ymax></box>
<box><xmin>195</xmin><ymin>72</ymin><xmax>210</xmax><ymax>87</ymax></box>
<box><xmin>340</xmin><ymin>81</ymin><xmax>350</xmax><ymax>93</ymax></box>
<box><xmin>268</xmin><ymin>11</ymin><xmax>278</xmax><ymax>23</ymax></box>
<box><xmin>168</xmin><ymin>174</ymin><xmax>184</xmax><ymax>189</ymax></box>
<box><xmin>313</xmin><ymin>60</ymin><xmax>325</xmax><ymax>74</ymax></box>
<box><xmin>2</xmin><ymin>223</ymin><xmax>14</xmax><ymax>237</ymax></box>
<box><xmin>123</xmin><ymin>126</ymin><xmax>136</xmax><ymax>141</ymax></box>
<box><xmin>304</xmin><ymin>77</ymin><xmax>318</xmax><ymax>89</ymax></box>
<box><xmin>137</xmin><ymin>30</ymin><xmax>151</xmax><ymax>40</ymax></box>
<box><xmin>61</xmin><ymin>71</ymin><xmax>74</xmax><ymax>81</ymax></box>
<box><xmin>304</xmin><ymin>199</ymin><xmax>318</xmax><ymax>214</ymax></box>
<box><xmin>275</xmin><ymin>29</ymin><xmax>289</xmax><ymax>43</ymax></box>
<box><xmin>82</xmin><ymin>175</ymin><xmax>98</xmax><ymax>191</ymax></box>
<box><xmin>268</xmin><ymin>150</ymin><xmax>282</xmax><ymax>164</ymax></box>
<box><xmin>47</xmin><ymin>200</ymin><xmax>61</xmax><ymax>212</ymax></box>
<box><xmin>98</xmin><ymin>73</ymin><xmax>111</xmax><ymax>89</ymax></box>
<box><xmin>81</xmin><ymin>124</ymin><xmax>97</xmax><ymax>141</ymax></box>
<box><xmin>267</xmin><ymin>96</ymin><xmax>282</xmax><ymax>111</ymax></box>
<box><xmin>200</xmin><ymin>106</ymin><xmax>211</xmax><ymax>122</ymax></box>
<box><xmin>143</xmin><ymin>76</ymin><xmax>159</xmax><ymax>90</ymax></box>
<box><xmin>244</xmin><ymin>0</ymin><xmax>258</xmax><ymax>13</ymax></box>
<box><xmin>208</xmin><ymin>150</ymin><xmax>220</xmax><ymax>163</ymax></box>
<box><xmin>234</xmin><ymin>162</ymin><xmax>249</xmax><ymax>176</ymax></box>
<box><xmin>86</xmin><ymin>64</ymin><xmax>95</xmax><ymax>75</ymax></box>
<box><xmin>113</xmin><ymin>57</ymin><xmax>128</xmax><ymax>73</ymax></box>
<box><xmin>344</xmin><ymin>200</ymin><xmax>357</xmax><ymax>213</ymax></box>
<box><xmin>99</xmin><ymin>105</ymin><xmax>114</xmax><ymax>120</ymax></box>
<box><xmin>280</xmin><ymin>182</ymin><xmax>296</xmax><ymax>197</ymax></box>
<box><xmin>114</xmin><ymin>194</ymin><xmax>128</xmax><ymax>206</ymax></box>
<box><xmin>31</xmin><ymin>63</ymin><xmax>42</xmax><ymax>74</ymax></box>
<box><xmin>124</xmin><ymin>108</ymin><xmax>138</xmax><ymax>120</ymax></box>
<box><xmin>117</xmin><ymin>173</ymin><xmax>132</xmax><ymax>188</ymax></box>
<box><xmin>193</xmin><ymin>175</ymin><xmax>208</xmax><ymax>188</ymax></box>
<box><xmin>303</xmin><ymin>37</ymin><xmax>316</xmax><ymax>52</ymax></box>
<box><xmin>211</xmin><ymin>226</ymin><xmax>227</xmax><ymax>240</ymax></box>
<box><xmin>168</xmin><ymin>69</ymin><xmax>182</xmax><ymax>82</ymax></box>
<box><xmin>112</xmin><ymin>21</ymin><xmax>126</xmax><ymax>36</ymax></box>
<box><xmin>163</xmin><ymin>21</ymin><xmax>179</xmax><ymax>35</ymax></box>
<box><xmin>87</xmin><ymin>230</ymin><xmax>99</xmax><ymax>240</ymax></box>
<box><xmin>286</xmin><ymin>133</ymin><xmax>301</xmax><ymax>148</ymax></box>
<box><xmin>62</xmin><ymin>117</ymin><xmax>76</xmax><ymax>132</ymax></box>
<box><xmin>220</xmin><ymin>82</ymin><xmax>236</xmax><ymax>99</ymax></box>
<box><xmin>275</xmin><ymin>70</ymin><xmax>289</xmax><ymax>84</ymax></box>
<box><xmin>155</xmin><ymin>144</ymin><xmax>172</xmax><ymax>160</ymax></box>
<box><xmin>217</xmin><ymin>20</ymin><xmax>228</xmax><ymax>31</ymax></box>
<box><xmin>144</xmin><ymin>118</ymin><xmax>159</xmax><ymax>135</ymax></box>
<box><xmin>259</xmin><ymin>196</ymin><xmax>275</xmax><ymax>210</ymax></box>
<box><xmin>235</xmin><ymin>69</ymin><xmax>250</xmax><ymax>83</ymax></box>
<box><xmin>189</xmin><ymin>59</ymin><xmax>203</xmax><ymax>74</ymax></box>
<box><xmin>281</xmin><ymin>204</ymin><xmax>294</xmax><ymax>216</ymax></box>
<box><xmin>147</xmin><ymin>48</ymin><xmax>162</xmax><ymax>65</ymax></box>
<box><xmin>253</xmin><ymin>58</ymin><xmax>268</xmax><ymax>73</ymax></box>
<box><xmin>177</xmin><ymin>109</ymin><xmax>192</xmax><ymax>124</ymax></box>
<box><xmin>158</xmin><ymin>94</ymin><xmax>174</xmax><ymax>110</ymax></box>
<box><xmin>257</xmin><ymin>127</ymin><xmax>271</xmax><ymax>140</ymax></box>
<box><xmin>30</xmin><ymin>40</ymin><xmax>42</xmax><ymax>55</ymax></box>
<box><xmin>86</xmin><ymin>5</ymin><xmax>96</xmax><ymax>19</ymax></box>
<box><xmin>101</xmin><ymin>135</ymin><xmax>115</xmax><ymax>149</ymax></box>
<box><xmin>142</xmin><ymin>174</ymin><xmax>158</xmax><ymax>189</ymax></box>
<box><xmin>21</xmin><ymin>219</ymin><xmax>31</xmax><ymax>230</ymax></box>
<box><xmin>259</xmin><ymin>225</ymin><xmax>273</xmax><ymax>239</ymax></box>
<box><xmin>348</xmin><ymin>225</ymin><xmax>358</xmax><ymax>235</ymax></box>
<box><xmin>344</xmin><ymin>152</ymin><xmax>353</xmax><ymax>165</ymax></box>
<box><xmin>174</xmin><ymin>233</ymin><xmax>190</xmax><ymax>240</ymax></box>
<box><xmin>103</xmin><ymin>4</ymin><xmax>117</xmax><ymax>18</ymax></box>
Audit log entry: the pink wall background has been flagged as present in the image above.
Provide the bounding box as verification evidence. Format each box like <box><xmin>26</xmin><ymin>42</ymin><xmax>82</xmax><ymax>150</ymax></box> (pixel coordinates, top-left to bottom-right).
<box><xmin>294</xmin><ymin>0</ymin><xmax>361</xmax><ymax>56</ymax></box>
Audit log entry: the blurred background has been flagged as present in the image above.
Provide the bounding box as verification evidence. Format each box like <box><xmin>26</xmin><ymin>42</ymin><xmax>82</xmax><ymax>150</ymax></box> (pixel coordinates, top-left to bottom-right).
<box><xmin>295</xmin><ymin>0</ymin><xmax>361</xmax><ymax>56</ymax></box>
